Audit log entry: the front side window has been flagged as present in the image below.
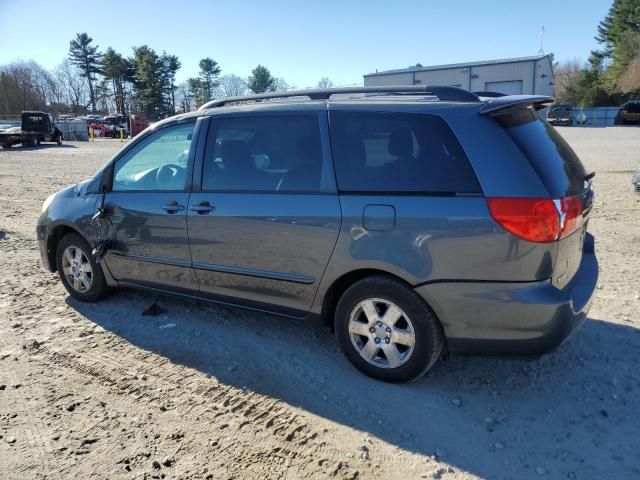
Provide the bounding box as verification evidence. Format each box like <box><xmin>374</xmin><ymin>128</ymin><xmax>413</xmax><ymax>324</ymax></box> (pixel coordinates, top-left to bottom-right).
<box><xmin>113</xmin><ymin>122</ymin><xmax>195</xmax><ymax>191</ymax></box>
<box><xmin>329</xmin><ymin>111</ymin><xmax>481</xmax><ymax>194</ymax></box>
<box><xmin>202</xmin><ymin>114</ymin><xmax>328</xmax><ymax>193</ymax></box>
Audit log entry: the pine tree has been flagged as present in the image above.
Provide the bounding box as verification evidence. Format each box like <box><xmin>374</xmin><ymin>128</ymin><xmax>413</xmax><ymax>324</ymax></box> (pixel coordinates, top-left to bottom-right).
<box><xmin>68</xmin><ymin>33</ymin><xmax>103</xmax><ymax>112</ymax></box>
<box><xmin>187</xmin><ymin>78</ymin><xmax>205</xmax><ymax>108</ymax></box>
<box><xmin>130</xmin><ymin>46</ymin><xmax>164</xmax><ymax>119</ymax></box>
<box><xmin>593</xmin><ymin>0</ymin><xmax>640</xmax><ymax>89</ymax></box>
<box><xmin>162</xmin><ymin>54</ymin><xmax>181</xmax><ymax>115</ymax></box>
<box><xmin>102</xmin><ymin>48</ymin><xmax>132</xmax><ymax>115</ymax></box>
<box><xmin>198</xmin><ymin>58</ymin><xmax>221</xmax><ymax>102</ymax></box>
<box><xmin>247</xmin><ymin>65</ymin><xmax>276</xmax><ymax>93</ymax></box>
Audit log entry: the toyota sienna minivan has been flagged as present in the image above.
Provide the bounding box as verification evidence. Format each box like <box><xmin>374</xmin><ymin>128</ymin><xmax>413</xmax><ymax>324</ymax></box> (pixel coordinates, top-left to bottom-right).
<box><xmin>37</xmin><ymin>86</ymin><xmax>598</xmax><ymax>382</ymax></box>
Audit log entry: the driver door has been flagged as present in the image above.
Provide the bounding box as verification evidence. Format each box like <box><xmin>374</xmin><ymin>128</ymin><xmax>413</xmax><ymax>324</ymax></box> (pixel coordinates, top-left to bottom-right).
<box><xmin>103</xmin><ymin>120</ymin><xmax>198</xmax><ymax>292</ymax></box>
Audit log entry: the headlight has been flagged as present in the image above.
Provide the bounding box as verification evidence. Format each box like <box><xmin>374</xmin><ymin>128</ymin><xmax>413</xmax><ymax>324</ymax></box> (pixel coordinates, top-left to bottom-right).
<box><xmin>41</xmin><ymin>193</ymin><xmax>55</xmax><ymax>212</ymax></box>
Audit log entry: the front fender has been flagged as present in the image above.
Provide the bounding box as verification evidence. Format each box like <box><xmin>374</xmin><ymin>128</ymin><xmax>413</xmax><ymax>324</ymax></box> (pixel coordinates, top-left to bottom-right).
<box><xmin>37</xmin><ymin>184</ymin><xmax>100</xmax><ymax>271</ymax></box>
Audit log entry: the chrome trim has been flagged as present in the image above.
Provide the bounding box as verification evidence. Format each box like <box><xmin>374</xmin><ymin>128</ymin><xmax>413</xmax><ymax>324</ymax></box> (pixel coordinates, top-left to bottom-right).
<box><xmin>109</xmin><ymin>252</ymin><xmax>192</xmax><ymax>268</ymax></box>
<box><xmin>552</xmin><ymin>198</ymin><xmax>566</xmax><ymax>232</ymax></box>
<box><xmin>109</xmin><ymin>252</ymin><xmax>315</xmax><ymax>285</ymax></box>
<box><xmin>192</xmin><ymin>262</ymin><xmax>315</xmax><ymax>284</ymax></box>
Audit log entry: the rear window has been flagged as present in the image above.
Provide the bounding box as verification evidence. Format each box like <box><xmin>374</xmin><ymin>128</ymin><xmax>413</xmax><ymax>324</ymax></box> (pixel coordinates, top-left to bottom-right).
<box><xmin>329</xmin><ymin>111</ymin><xmax>481</xmax><ymax>194</ymax></box>
<box><xmin>498</xmin><ymin>108</ymin><xmax>586</xmax><ymax>197</ymax></box>
<box><xmin>623</xmin><ymin>102</ymin><xmax>640</xmax><ymax>113</ymax></box>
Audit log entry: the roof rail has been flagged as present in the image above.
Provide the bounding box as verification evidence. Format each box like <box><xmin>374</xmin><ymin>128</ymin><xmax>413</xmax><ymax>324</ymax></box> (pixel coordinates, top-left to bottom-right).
<box><xmin>198</xmin><ymin>85</ymin><xmax>480</xmax><ymax>110</ymax></box>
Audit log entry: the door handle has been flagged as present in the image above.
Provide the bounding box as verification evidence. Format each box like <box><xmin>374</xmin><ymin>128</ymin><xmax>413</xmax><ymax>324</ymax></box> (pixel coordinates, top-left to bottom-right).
<box><xmin>162</xmin><ymin>200</ymin><xmax>185</xmax><ymax>213</ymax></box>
<box><xmin>190</xmin><ymin>201</ymin><xmax>215</xmax><ymax>214</ymax></box>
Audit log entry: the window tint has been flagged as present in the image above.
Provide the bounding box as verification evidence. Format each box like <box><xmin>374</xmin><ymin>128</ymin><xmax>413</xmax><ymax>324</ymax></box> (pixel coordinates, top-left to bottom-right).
<box><xmin>623</xmin><ymin>101</ymin><xmax>640</xmax><ymax>113</ymax></box>
<box><xmin>329</xmin><ymin>111</ymin><xmax>481</xmax><ymax>193</ymax></box>
<box><xmin>203</xmin><ymin>115</ymin><xmax>327</xmax><ymax>192</ymax></box>
<box><xmin>499</xmin><ymin>108</ymin><xmax>586</xmax><ymax>197</ymax></box>
<box><xmin>113</xmin><ymin>122</ymin><xmax>195</xmax><ymax>191</ymax></box>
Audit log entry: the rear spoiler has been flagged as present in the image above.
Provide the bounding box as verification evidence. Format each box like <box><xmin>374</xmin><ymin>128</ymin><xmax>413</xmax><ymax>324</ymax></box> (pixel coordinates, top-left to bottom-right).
<box><xmin>478</xmin><ymin>95</ymin><xmax>553</xmax><ymax>115</ymax></box>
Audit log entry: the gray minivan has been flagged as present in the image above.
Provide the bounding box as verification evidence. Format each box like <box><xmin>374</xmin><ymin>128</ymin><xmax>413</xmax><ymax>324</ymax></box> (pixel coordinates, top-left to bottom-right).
<box><xmin>37</xmin><ymin>86</ymin><xmax>598</xmax><ymax>382</ymax></box>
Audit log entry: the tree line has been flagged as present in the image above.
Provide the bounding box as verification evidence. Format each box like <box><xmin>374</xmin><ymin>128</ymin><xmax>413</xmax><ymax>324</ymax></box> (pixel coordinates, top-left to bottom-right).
<box><xmin>0</xmin><ymin>32</ymin><xmax>336</xmax><ymax>120</ymax></box>
<box><xmin>554</xmin><ymin>0</ymin><xmax>640</xmax><ymax>106</ymax></box>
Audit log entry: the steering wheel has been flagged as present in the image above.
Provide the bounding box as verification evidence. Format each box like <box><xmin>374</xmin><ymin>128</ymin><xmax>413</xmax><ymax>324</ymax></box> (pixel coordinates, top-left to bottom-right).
<box><xmin>156</xmin><ymin>163</ymin><xmax>183</xmax><ymax>188</ymax></box>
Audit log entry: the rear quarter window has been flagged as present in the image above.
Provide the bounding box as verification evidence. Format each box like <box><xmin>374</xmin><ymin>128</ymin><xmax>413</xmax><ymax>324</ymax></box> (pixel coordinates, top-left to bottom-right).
<box><xmin>329</xmin><ymin>111</ymin><xmax>481</xmax><ymax>194</ymax></box>
<box><xmin>498</xmin><ymin>108</ymin><xmax>586</xmax><ymax>197</ymax></box>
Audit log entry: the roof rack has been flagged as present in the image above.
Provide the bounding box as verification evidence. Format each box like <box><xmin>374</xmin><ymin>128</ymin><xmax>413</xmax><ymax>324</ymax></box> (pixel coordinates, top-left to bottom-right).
<box><xmin>198</xmin><ymin>85</ymin><xmax>480</xmax><ymax>110</ymax></box>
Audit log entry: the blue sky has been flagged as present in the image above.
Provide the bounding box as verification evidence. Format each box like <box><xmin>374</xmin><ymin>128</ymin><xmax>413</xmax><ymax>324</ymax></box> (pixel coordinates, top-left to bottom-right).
<box><xmin>0</xmin><ymin>0</ymin><xmax>611</xmax><ymax>87</ymax></box>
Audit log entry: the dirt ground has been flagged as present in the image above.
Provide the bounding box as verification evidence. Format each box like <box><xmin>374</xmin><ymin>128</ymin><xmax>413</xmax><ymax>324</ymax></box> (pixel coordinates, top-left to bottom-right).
<box><xmin>0</xmin><ymin>128</ymin><xmax>639</xmax><ymax>480</ymax></box>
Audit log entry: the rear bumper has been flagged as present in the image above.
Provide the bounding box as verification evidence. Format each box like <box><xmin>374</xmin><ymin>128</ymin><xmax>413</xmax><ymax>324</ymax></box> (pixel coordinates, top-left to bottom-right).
<box><xmin>415</xmin><ymin>234</ymin><xmax>598</xmax><ymax>356</ymax></box>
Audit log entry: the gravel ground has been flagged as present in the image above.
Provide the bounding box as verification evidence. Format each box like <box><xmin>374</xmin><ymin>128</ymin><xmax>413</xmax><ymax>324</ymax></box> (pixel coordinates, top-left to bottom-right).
<box><xmin>0</xmin><ymin>128</ymin><xmax>639</xmax><ymax>480</ymax></box>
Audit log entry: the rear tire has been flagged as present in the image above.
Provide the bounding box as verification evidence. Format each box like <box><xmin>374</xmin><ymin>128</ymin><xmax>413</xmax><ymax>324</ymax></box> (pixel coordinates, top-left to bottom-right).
<box><xmin>334</xmin><ymin>275</ymin><xmax>444</xmax><ymax>382</ymax></box>
<box><xmin>56</xmin><ymin>233</ymin><xmax>110</xmax><ymax>302</ymax></box>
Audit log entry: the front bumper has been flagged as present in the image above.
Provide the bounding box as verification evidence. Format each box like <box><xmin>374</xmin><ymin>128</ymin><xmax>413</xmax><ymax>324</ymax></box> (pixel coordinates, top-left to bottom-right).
<box><xmin>36</xmin><ymin>220</ymin><xmax>54</xmax><ymax>272</ymax></box>
<box><xmin>415</xmin><ymin>234</ymin><xmax>598</xmax><ymax>356</ymax></box>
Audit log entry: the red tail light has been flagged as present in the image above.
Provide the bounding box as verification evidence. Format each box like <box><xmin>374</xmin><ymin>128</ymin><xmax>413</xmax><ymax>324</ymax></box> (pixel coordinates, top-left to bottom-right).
<box><xmin>487</xmin><ymin>196</ymin><xmax>583</xmax><ymax>243</ymax></box>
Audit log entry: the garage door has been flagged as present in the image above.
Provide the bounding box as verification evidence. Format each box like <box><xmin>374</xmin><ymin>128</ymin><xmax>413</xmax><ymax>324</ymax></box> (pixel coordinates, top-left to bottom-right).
<box><xmin>484</xmin><ymin>80</ymin><xmax>523</xmax><ymax>95</ymax></box>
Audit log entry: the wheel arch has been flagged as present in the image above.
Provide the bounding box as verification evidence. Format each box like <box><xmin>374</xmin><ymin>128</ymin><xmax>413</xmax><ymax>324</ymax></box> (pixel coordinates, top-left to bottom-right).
<box><xmin>320</xmin><ymin>268</ymin><xmax>415</xmax><ymax>331</ymax></box>
<box><xmin>46</xmin><ymin>223</ymin><xmax>86</xmax><ymax>272</ymax></box>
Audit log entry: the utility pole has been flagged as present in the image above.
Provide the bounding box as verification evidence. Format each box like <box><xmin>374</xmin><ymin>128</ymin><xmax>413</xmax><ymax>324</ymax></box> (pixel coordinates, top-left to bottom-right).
<box><xmin>539</xmin><ymin>26</ymin><xmax>545</xmax><ymax>54</ymax></box>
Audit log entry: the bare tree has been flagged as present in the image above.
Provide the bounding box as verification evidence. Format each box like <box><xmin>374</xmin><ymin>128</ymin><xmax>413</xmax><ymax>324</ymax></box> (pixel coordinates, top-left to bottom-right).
<box><xmin>218</xmin><ymin>74</ymin><xmax>247</xmax><ymax>97</ymax></box>
<box><xmin>53</xmin><ymin>60</ymin><xmax>90</xmax><ymax>114</ymax></box>
<box><xmin>273</xmin><ymin>77</ymin><xmax>295</xmax><ymax>92</ymax></box>
<box><xmin>317</xmin><ymin>77</ymin><xmax>334</xmax><ymax>89</ymax></box>
<box><xmin>175</xmin><ymin>82</ymin><xmax>193</xmax><ymax>112</ymax></box>
<box><xmin>554</xmin><ymin>58</ymin><xmax>583</xmax><ymax>102</ymax></box>
<box><xmin>0</xmin><ymin>61</ymin><xmax>51</xmax><ymax>115</ymax></box>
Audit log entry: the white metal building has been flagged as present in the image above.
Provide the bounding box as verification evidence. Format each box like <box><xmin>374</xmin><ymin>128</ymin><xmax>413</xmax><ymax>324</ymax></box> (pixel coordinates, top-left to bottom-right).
<box><xmin>363</xmin><ymin>55</ymin><xmax>554</xmax><ymax>96</ymax></box>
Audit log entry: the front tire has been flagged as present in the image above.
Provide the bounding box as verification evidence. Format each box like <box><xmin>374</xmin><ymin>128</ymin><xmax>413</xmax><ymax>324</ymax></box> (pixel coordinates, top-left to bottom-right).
<box><xmin>56</xmin><ymin>233</ymin><xmax>109</xmax><ymax>302</ymax></box>
<box><xmin>334</xmin><ymin>276</ymin><xmax>444</xmax><ymax>382</ymax></box>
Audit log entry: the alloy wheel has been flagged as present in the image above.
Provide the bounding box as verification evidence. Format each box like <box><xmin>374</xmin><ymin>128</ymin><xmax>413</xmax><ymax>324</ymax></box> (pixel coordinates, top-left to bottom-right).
<box><xmin>348</xmin><ymin>298</ymin><xmax>416</xmax><ymax>369</ymax></box>
<box><xmin>61</xmin><ymin>245</ymin><xmax>93</xmax><ymax>293</ymax></box>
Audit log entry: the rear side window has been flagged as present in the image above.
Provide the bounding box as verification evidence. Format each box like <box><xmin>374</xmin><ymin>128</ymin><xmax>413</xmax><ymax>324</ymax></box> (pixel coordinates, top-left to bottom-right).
<box><xmin>329</xmin><ymin>111</ymin><xmax>480</xmax><ymax>194</ymax></box>
<box><xmin>203</xmin><ymin>114</ymin><xmax>330</xmax><ymax>192</ymax></box>
<box><xmin>498</xmin><ymin>108</ymin><xmax>586</xmax><ymax>197</ymax></box>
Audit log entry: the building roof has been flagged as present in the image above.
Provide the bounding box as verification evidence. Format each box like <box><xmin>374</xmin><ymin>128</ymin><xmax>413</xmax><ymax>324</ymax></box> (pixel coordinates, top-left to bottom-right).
<box><xmin>364</xmin><ymin>54</ymin><xmax>551</xmax><ymax>77</ymax></box>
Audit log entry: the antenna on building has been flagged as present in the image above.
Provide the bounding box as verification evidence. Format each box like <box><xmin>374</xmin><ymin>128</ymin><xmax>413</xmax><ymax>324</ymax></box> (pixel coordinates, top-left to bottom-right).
<box><xmin>538</xmin><ymin>26</ymin><xmax>545</xmax><ymax>54</ymax></box>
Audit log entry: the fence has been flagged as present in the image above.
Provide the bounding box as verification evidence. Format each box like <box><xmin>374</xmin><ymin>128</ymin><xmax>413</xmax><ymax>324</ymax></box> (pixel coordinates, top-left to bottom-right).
<box><xmin>56</xmin><ymin>119</ymin><xmax>89</xmax><ymax>141</ymax></box>
<box><xmin>538</xmin><ymin>106</ymin><xmax>625</xmax><ymax>127</ymax></box>
<box><xmin>570</xmin><ymin>107</ymin><xmax>621</xmax><ymax>127</ymax></box>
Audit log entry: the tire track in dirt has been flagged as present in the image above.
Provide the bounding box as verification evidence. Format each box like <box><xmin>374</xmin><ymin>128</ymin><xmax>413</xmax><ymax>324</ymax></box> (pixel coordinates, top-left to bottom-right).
<box><xmin>33</xmin><ymin>340</ymin><xmax>359</xmax><ymax>478</ymax></box>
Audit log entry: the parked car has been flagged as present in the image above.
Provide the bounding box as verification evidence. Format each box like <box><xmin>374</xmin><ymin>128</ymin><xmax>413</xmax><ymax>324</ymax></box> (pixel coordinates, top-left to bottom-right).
<box><xmin>633</xmin><ymin>168</ymin><xmax>640</xmax><ymax>193</ymax></box>
<box><xmin>546</xmin><ymin>104</ymin><xmax>574</xmax><ymax>126</ymax></box>
<box><xmin>36</xmin><ymin>86</ymin><xmax>598</xmax><ymax>382</ymax></box>
<box><xmin>618</xmin><ymin>100</ymin><xmax>640</xmax><ymax>124</ymax></box>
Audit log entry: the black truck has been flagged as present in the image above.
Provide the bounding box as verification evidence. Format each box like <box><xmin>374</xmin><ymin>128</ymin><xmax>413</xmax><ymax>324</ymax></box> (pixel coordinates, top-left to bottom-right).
<box><xmin>0</xmin><ymin>111</ymin><xmax>63</xmax><ymax>148</ymax></box>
